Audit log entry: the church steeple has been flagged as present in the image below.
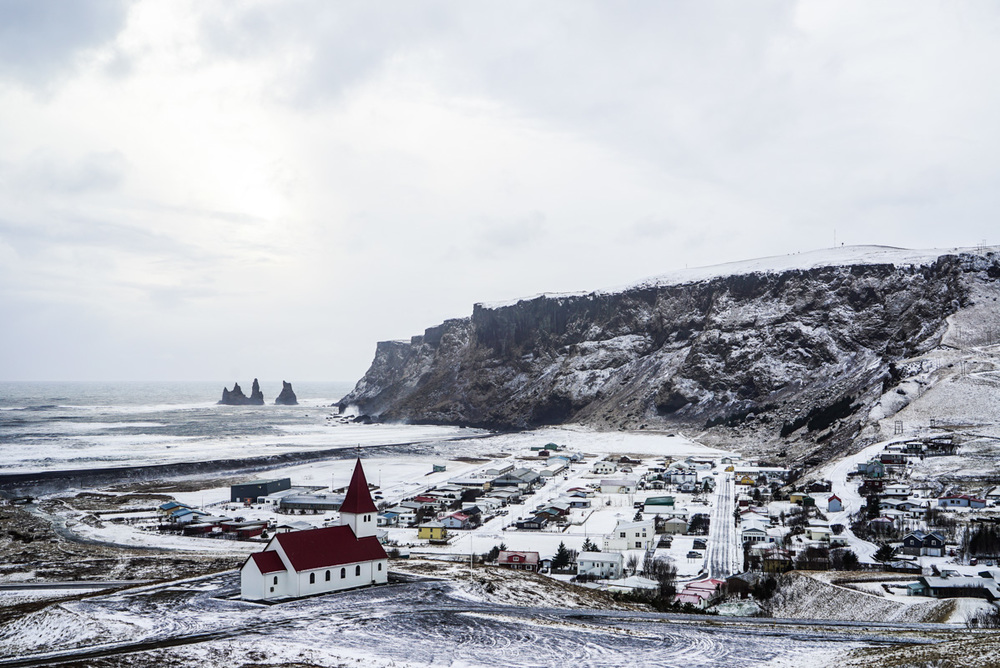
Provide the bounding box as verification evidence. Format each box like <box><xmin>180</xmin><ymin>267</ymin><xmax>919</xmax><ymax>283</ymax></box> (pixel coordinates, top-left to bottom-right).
<box><xmin>339</xmin><ymin>458</ymin><xmax>377</xmax><ymax>538</ymax></box>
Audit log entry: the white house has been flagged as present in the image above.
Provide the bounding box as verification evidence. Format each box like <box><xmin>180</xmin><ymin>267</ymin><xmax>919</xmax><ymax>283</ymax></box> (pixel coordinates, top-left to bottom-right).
<box><xmin>600</xmin><ymin>479</ymin><xmax>638</xmax><ymax>494</ymax></box>
<box><xmin>827</xmin><ymin>495</ymin><xmax>843</xmax><ymax>513</ymax></box>
<box><xmin>578</xmin><ymin>552</ymin><xmax>624</xmax><ymax>579</ymax></box>
<box><xmin>604</xmin><ymin>519</ymin><xmax>654</xmax><ymax>551</ymax></box>
<box><xmin>593</xmin><ymin>461</ymin><xmax>617</xmax><ymax>476</ymax></box>
<box><xmin>240</xmin><ymin>459</ymin><xmax>388</xmax><ymax>601</ymax></box>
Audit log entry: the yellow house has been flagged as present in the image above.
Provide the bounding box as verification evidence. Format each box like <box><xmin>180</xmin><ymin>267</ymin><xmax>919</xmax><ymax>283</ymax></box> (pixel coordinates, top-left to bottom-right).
<box><xmin>417</xmin><ymin>522</ymin><xmax>447</xmax><ymax>541</ymax></box>
<box><xmin>725</xmin><ymin>465</ymin><xmax>735</xmax><ymax>472</ymax></box>
<box><xmin>737</xmin><ymin>475</ymin><xmax>755</xmax><ymax>485</ymax></box>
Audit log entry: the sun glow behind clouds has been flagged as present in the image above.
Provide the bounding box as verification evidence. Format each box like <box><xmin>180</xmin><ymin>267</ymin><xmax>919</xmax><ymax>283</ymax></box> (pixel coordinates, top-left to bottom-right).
<box><xmin>2</xmin><ymin>1</ymin><xmax>1000</xmax><ymax>381</ymax></box>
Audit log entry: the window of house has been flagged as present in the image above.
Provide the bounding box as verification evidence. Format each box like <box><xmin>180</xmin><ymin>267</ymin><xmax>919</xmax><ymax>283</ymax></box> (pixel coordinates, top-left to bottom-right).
<box><xmin>355</xmin><ymin>565</ymin><xmax>361</xmax><ymax>576</ymax></box>
<box><xmin>326</xmin><ymin>570</ymin><xmax>331</xmax><ymax>581</ymax></box>
<box><xmin>620</xmin><ymin>532</ymin><xmax>626</xmax><ymax>538</ymax></box>
<box><xmin>341</xmin><ymin>568</ymin><xmax>346</xmax><ymax>578</ymax></box>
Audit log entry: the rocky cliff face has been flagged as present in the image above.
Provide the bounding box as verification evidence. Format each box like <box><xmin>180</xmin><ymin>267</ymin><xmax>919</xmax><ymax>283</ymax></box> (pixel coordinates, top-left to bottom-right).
<box><xmin>340</xmin><ymin>250</ymin><xmax>1000</xmax><ymax>456</ymax></box>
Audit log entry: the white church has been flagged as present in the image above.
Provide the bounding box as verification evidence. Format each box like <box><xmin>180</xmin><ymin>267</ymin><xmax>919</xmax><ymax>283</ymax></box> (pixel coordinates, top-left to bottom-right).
<box><xmin>240</xmin><ymin>458</ymin><xmax>389</xmax><ymax>600</ymax></box>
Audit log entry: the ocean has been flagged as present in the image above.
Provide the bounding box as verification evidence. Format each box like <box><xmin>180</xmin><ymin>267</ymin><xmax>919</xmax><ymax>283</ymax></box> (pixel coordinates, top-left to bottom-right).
<box><xmin>0</xmin><ymin>381</ymin><xmax>467</xmax><ymax>475</ymax></box>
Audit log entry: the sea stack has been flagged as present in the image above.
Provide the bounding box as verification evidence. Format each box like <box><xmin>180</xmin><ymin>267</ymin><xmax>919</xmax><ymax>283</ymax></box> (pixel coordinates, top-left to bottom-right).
<box><xmin>249</xmin><ymin>378</ymin><xmax>265</xmax><ymax>405</ymax></box>
<box><xmin>219</xmin><ymin>379</ymin><xmax>266</xmax><ymax>405</ymax></box>
<box><xmin>275</xmin><ymin>381</ymin><xmax>298</xmax><ymax>405</ymax></box>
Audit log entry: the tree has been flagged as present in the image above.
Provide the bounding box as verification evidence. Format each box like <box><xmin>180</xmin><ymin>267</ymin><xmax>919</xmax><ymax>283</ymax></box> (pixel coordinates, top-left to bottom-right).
<box><xmin>552</xmin><ymin>541</ymin><xmax>571</xmax><ymax>570</ymax></box>
<box><xmin>625</xmin><ymin>553</ymin><xmax>639</xmax><ymax>576</ymax></box>
<box><xmin>581</xmin><ymin>537</ymin><xmax>599</xmax><ymax>552</ymax></box>
<box><xmin>874</xmin><ymin>543</ymin><xmax>896</xmax><ymax>563</ymax></box>
<box><xmin>634</xmin><ymin>509</ymin><xmax>644</xmax><ymax>522</ymax></box>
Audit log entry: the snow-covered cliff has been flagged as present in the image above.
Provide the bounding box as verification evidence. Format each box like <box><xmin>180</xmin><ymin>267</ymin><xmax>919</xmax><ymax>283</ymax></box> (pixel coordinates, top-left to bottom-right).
<box><xmin>340</xmin><ymin>247</ymin><xmax>1000</xmax><ymax>456</ymax></box>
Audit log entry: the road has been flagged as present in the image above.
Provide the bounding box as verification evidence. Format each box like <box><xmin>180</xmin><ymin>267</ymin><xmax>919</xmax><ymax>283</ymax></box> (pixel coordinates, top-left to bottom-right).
<box><xmin>706</xmin><ymin>472</ymin><xmax>740</xmax><ymax>578</ymax></box>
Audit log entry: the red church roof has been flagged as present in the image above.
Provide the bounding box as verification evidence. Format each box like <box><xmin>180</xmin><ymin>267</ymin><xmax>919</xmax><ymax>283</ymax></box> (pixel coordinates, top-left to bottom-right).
<box><xmin>275</xmin><ymin>525</ymin><xmax>387</xmax><ymax>571</ymax></box>
<box><xmin>339</xmin><ymin>458</ymin><xmax>378</xmax><ymax>514</ymax></box>
<box><xmin>249</xmin><ymin>550</ymin><xmax>287</xmax><ymax>574</ymax></box>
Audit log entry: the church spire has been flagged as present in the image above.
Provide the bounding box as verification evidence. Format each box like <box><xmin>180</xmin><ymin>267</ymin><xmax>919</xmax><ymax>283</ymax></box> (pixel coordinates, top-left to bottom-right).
<box><xmin>340</xmin><ymin>458</ymin><xmax>378</xmax><ymax>514</ymax></box>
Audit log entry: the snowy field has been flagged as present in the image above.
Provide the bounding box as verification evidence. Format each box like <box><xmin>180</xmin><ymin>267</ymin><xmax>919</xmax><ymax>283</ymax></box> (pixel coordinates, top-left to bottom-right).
<box><xmin>0</xmin><ymin>567</ymin><xmax>934</xmax><ymax>668</ymax></box>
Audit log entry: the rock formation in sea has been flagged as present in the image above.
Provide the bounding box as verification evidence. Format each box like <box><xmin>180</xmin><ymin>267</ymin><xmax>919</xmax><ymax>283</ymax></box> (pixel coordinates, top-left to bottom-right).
<box><xmin>219</xmin><ymin>378</ymin><xmax>266</xmax><ymax>405</ymax></box>
<box><xmin>275</xmin><ymin>381</ymin><xmax>298</xmax><ymax>405</ymax></box>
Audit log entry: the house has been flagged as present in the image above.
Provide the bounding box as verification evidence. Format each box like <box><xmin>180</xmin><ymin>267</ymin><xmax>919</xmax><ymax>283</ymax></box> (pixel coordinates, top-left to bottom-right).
<box><xmin>857</xmin><ymin>460</ymin><xmax>885</xmax><ymax>478</ymax></box>
<box><xmin>604</xmin><ymin>519</ymin><xmax>655</xmax><ymax>551</ymax></box>
<box><xmin>593</xmin><ymin>461</ymin><xmax>617</xmax><ymax>476</ymax></box>
<box><xmin>868</xmin><ymin>516</ymin><xmax>896</xmax><ymax>532</ymax></box>
<box><xmin>158</xmin><ymin>501</ymin><xmax>190</xmax><ymax>516</ymax></box>
<box><xmin>938</xmin><ymin>495</ymin><xmax>987</xmax><ymax>509</ymax></box>
<box><xmin>377</xmin><ymin>512</ymin><xmax>399</xmax><ymax>527</ymax></box>
<box><xmin>880</xmin><ymin>452</ymin><xmax>907</xmax><ymax>466</ymax></box>
<box><xmin>806</xmin><ymin>480</ymin><xmax>832</xmax><ymax>494</ymax></box>
<box><xmin>740</xmin><ymin>521</ymin><xmax>768</xmax><ymax>545</ymax></box>
<box><xmin>441</xmin><ymin>513</ymin><xmax>471</xmax><ymax>530</ymax></box>
<box><xmin>883</xmin><ymin>484</ymin><xmax>911</xmax><ymax>499</ymax></box>
<box><xmin>662</xmin><ymin>517</ymin><xmax>688</xmax><ymax>535</ymax></box>
<box><xmin>567</xmin><ymin>497</ymin><xmax>591</xmax><ymax>509</ymax></box>
<box><xmin>788</xmin><ymin>493</ymin><xmax>815</xmax><ymax>507</ymax></box>
<box><xmin>417</xmin><ymin>522</ymin><xmax>448</xmax><ymax>541</ymax></box>
<box><xmin>171</xmin><ymin>507</ymin><xmax>209</xmax><ymax>524</ymax></box>
<box><xmin>912</xmin><ymin>575</ymin><xmax>1000</xmax><ymax>601</ymax></box>
<box><xmin>515</xmin><ymin>515</ymin><xmax>549</xmax><ymax>530</ymax></box>
<box><xmin>902</xmin><ymin>530</ymin><xmax>946</xmax><ymax>557</ymax></box>
<box><xmin>667</xmin><ymin>471</ymin><xmax>698</xmax><ymax>486</ymax></box>
<box><xmin>675</xmin><ymin>579</ymin><xmax>725</xmax><ymax>608</ymax></box>
<box><xmin>240</xmin><ymin>459</ymin><xmax>387</xmax><ymax>601</ymax></box>
<box><xmin>578</xmin><ymin>552</ymin><xmax>623</xmax><ymax>579</ymax></box>
<box><xmin>497</xmin><ymin>550</ymin><xmax>540</xmax><ymax>572</ymax></box>
<box><xmin>806</xmin><ymin>523</ymin><xmax>831</xmax><ymax>542</ymax></box>
<box><xmin>827</xmin><ymin>495</ymin><xmax>843</xmax><ymax>513</ymax></box>
<box><xmin>600</xmin><ymin>479</ymin><xmax>638</xmax><ymax>494</ymax></box>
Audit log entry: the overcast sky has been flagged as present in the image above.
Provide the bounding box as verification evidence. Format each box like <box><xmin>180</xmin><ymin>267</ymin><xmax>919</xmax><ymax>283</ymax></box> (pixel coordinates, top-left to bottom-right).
<box><xmin>2</xmin><ymin>1</ymin><xmax>999</xmax><ymax>383</ymax></box>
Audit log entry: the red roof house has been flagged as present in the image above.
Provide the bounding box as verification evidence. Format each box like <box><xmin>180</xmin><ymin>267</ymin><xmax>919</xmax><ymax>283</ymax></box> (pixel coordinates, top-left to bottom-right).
<box><xmin>497</xmin><ymin>550</ymin><xmax>540</xmax><ymax>571</ymax></box>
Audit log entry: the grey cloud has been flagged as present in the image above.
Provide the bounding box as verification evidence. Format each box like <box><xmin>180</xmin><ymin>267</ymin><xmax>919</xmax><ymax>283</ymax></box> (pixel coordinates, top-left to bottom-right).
<box><xmin>474</xmin><ymin>212</ymin><xmax>546</xmax><ymax>258</ymax></box>
<box><xmin>6</xmin><ymin>150</ymin><xmax>127</xmax><ymax>194</ymax></box>
<box><xmin>0</xmin><ymin>0</ymin><xmax>130</xmax><ymax>87</ymax></box>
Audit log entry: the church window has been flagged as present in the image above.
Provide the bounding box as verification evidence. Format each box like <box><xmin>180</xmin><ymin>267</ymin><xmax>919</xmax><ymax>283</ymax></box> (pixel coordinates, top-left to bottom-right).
<box><xmin>340</xmin><ymin>568</ymin><xmax>346</xmax><ymax>578</ymax></box>
<box><xmin>355</xmin><ymin>565</ymin><xmax>361</xmax><ymax>576</ymax></box>
<box><xmin>273</xmin><ymin>576</ymin><xmax>278</xmax><ymax>585</ymax></box>
<box><xmin>326</xmin><ymin>570</ymin><xmax>331</xmax><ymax>581</ymax></box>
<box><xmin>378</xmin><ymin>563</ymin><xmax>382</xmax><ymax>571</ymax></box>
<box><xmin>310</xmin><ymin>573</ymin><xmax>315</xmax><ymax>584</ymax></box>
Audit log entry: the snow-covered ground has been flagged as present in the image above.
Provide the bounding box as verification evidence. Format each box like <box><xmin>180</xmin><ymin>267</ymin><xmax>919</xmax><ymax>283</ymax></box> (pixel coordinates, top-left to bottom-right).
<box><xmin>0</xmin><ymin>566</ymin><xmax>938</xmax><ymax>668</ymax></box>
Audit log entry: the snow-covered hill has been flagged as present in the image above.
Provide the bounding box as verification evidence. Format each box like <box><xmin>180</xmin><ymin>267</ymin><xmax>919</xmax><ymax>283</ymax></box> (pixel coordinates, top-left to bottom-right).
<box><xmin>342</xmin><ymin>246</ymin><xmax>1000</xmax><ymax>461</ymax></box>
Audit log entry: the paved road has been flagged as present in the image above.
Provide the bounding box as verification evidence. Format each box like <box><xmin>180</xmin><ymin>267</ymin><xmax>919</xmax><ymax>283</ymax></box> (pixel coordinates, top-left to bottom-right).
<box><xmin>707</xmin><ymin>473</ymin><xmax>740</xmax><ymax>579</ymax></box>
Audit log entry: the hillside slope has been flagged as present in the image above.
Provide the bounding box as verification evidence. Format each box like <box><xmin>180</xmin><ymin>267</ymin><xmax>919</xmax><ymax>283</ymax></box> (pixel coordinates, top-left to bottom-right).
<box><xmin>341</xmin><ymin>246</ymin><xmax>1000</xmax><ymax>459</ymax></box>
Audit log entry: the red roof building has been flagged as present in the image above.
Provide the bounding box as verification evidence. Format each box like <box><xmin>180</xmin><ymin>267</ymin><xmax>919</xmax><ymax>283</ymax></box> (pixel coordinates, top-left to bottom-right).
<box><xmin>497</xmin><ymin>550</ymin><xmax>540</xmax><ymax>571</ymax></box>
<box><xmin>241</xmin><ymin>459</ymin><xmax>388</xmax><ymax>601</ymax></box>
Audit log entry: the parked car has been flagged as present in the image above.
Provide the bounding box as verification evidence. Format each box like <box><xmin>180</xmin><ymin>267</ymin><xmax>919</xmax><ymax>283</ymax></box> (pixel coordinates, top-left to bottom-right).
<box><xmin>687</xmin><ymin>551</ymin><xmax>702</xmax><ymax>559</ymax></box>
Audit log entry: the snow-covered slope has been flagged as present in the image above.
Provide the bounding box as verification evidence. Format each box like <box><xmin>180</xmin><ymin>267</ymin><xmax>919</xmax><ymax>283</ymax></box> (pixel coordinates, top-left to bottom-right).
<box><xmin>342</xmin><ymin>246</ymin><xmax>1000</xmax><ymax>460</ymax></box>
